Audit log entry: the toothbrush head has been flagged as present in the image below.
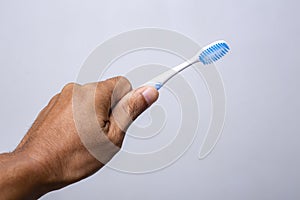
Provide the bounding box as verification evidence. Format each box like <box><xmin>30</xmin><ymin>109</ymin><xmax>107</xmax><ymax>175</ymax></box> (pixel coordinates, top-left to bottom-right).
<box><xmin>198</xmin><ymin>40</ymin><xmax>230</xmax><ymax>65</ymax></box>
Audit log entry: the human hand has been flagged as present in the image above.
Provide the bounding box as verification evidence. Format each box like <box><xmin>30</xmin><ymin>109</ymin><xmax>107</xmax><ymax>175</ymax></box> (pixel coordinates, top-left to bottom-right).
<box><xmin>0</xmin><ymin>76</ymin><xmax>158</xmax><ymax>199</ymax></box>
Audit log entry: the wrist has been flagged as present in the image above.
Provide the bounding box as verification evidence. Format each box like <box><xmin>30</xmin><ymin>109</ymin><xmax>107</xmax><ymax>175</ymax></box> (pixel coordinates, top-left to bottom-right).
<box><xmin>0</xmin><ymin>151</ymin><xmax>51</xmax><ymax>199</ymax></box>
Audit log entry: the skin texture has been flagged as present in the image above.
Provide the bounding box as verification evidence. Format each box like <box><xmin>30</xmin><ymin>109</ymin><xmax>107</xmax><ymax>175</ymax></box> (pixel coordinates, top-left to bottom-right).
<box><xmin>0</xmin><ymin>76</ymin><xmax>159</xmax><ymax>200</ymax></box>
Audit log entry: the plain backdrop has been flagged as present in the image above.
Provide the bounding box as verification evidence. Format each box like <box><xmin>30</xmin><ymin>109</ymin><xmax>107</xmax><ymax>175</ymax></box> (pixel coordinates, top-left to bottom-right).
<box><xmin>0</xmin><ymin>0</ymin><xmax>299</xmax><ymax>199</ymax></box>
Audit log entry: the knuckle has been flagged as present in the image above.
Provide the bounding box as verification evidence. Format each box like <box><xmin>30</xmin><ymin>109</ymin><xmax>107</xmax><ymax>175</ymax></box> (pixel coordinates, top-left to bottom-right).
<box><xmin>63</xmin><ymin>82</ymin><xmax>75</xmax><ymax>89</ymax></box>
<box><xmin>62</xmin><ymin>82</ymin><xmax>79</xmax><ymax>92</ymax></box>
<box><xmin>121</xmin><ymin>100</ymin><xmax>131</xmax><ymax>116</ymax></box>
<box><xmin>119</xmin><ymin>76</ymin><xmax>132</xmax><ymax>90</ymax></box>
<box><xmin>109</xmin><ymin>76</ymin><xmax>132</xmax><ymax>91</ymax></box>
<box><xmin>82</xmin><ymin>82</ymin><xmax>97</xmax><ymax>89</ymax></box>
<box><xmin>61</xmin><ymin>83</ymin><xmax>82</xmax><ymax>101</ymax></box>
<box><xmin>128</xmin><ymin>95</ymin><xmax>139</xmax><ymax>120</ymax></box>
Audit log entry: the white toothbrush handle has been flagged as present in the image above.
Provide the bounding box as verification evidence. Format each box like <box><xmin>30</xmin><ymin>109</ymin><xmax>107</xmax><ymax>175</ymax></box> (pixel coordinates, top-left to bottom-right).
<box><xmin>144</xmin><ymin>57</ymin><xmax>199</xmax><ymax>90</ymax></box>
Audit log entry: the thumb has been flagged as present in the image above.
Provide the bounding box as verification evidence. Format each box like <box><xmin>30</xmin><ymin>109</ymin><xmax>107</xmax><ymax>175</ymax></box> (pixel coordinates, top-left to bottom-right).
<box><xmin>110</xmin><ymin>86</ymin><xmax>159</xmax><ymax>133</ymax></box>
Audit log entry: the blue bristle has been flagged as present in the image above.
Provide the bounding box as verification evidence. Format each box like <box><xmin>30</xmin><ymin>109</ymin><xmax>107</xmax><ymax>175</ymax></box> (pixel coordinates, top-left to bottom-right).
<box><xmin>198</xmin><ymin>41</ymin><xmax>230</xmax><ymax>65</ymax></box>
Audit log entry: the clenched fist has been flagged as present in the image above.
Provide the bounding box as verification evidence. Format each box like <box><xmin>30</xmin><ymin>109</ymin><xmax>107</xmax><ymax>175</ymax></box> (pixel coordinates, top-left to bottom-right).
<box><xmin>0</xmin><ymin>76</ymin><xmax>159</xmax><ymax>200</ymax></box>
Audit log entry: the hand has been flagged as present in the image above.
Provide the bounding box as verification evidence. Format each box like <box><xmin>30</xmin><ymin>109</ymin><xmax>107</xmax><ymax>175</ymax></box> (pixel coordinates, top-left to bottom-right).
<box><xmin>0</xmin><ymin>76</ymin><xmax>159</xmax><ymax>199</ymax></box>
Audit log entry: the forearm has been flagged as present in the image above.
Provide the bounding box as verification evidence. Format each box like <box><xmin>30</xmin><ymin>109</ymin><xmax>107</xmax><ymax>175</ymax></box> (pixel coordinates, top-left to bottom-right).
<box><xmin>0</xmin><ymin>151</ymin><xmax>47</xmax><ymax>200</ymax></box>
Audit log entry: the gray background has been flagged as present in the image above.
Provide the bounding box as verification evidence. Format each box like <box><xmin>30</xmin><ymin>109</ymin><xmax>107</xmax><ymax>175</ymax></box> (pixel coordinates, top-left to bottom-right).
<box><xmin>0</xmin><ymin>0</ymin><xmax>299</xmax><ymax>199</ymax></box>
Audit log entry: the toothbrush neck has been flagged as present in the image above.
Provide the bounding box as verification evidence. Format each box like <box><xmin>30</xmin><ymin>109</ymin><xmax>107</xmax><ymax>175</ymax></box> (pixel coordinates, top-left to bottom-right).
<box><xmin>173</xmin><ymin>58</ymin><xmax>199</xmax><ymax>73</ymax></box>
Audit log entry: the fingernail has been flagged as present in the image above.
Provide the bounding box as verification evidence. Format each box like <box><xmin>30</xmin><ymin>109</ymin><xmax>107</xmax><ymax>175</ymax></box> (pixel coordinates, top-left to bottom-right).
<box><xmin>142</xmin><ymin>87</ymin><xmax>158</xmax><ymax>106</ymax></box>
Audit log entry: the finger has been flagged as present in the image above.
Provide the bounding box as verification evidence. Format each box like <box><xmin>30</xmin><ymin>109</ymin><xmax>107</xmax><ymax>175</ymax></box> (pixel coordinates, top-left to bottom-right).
<box><xmin>110</xmin><ymin>86</ymin><xmax>159</xmax><ymax>135</ymax></box>
<box><xmin>100</xmin><ymin>76</ymin><xmax>132</xmax><ymax>108</ymax></box>
<box><xmin>95</xmin><ymin>76</ymin><xmax>132</xmax><ymax>128</ymax></box>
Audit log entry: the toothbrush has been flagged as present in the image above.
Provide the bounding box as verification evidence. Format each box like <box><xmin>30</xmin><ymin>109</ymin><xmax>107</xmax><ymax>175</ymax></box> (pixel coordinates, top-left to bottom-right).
<box><xmin>144</xmin><ymin>40</ymin><xmax>230</xmax><ymax>90</ymax></box>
